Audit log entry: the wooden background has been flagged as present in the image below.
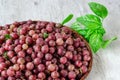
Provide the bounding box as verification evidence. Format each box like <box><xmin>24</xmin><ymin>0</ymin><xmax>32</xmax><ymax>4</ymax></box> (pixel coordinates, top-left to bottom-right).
<box><xmin>0</xmin><ymin>0</ymin><xmax>120</xmax><ymax>80</ymax></box>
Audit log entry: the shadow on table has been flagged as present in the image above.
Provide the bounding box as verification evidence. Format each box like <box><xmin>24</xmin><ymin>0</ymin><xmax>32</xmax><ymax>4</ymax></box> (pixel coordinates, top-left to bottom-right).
<box><xmin>86</xmin><ymin>54</ymin><xmax>107</xmax><ymax>80</ymax></box>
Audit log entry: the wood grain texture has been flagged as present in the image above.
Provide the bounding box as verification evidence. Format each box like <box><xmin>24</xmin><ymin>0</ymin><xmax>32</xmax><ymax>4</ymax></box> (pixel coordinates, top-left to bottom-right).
<box><xmin>0</xmin><ymin>0</ymin><xmax>120</xmax><ymax>80</ymax></box>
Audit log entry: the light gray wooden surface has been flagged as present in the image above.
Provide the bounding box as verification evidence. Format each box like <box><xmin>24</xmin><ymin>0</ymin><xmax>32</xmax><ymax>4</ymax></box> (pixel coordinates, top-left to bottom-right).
<box><xmin>0</xmin><ymin>0</ymin><xmax>120</xmax><ymax>80</ymax></box>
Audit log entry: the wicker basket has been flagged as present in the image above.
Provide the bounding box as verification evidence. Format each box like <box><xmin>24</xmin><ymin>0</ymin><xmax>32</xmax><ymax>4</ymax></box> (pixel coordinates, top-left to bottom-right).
<box><xmin>1</xmin><ymin>21</ymin><xmax>93</xmax><ymax>80</ymax></box>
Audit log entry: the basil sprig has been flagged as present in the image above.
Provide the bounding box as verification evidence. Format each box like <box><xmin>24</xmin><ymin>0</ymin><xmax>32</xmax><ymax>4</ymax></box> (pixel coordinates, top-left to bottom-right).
<box><xmin>62</xmin><ymin>2</ymin><xmax>117</xmax><ymax>53</ymax></box>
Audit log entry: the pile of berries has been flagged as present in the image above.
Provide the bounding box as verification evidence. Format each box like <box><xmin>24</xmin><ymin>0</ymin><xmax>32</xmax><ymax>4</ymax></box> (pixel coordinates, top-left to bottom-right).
<box><xmin>0</xmin><ymin>20</ymin><xmax>91</xmax><ymax>80</ymax></box>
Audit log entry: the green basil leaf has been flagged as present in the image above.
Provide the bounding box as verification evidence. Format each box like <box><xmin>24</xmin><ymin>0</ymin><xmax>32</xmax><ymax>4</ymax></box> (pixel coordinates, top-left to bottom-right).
<box><xmin>85</xmin><ymin>29</ymin><xmax>94</xmax><ymax>39</ymax></box>
<box><xmin>78</xmin><ymin>30</ymin><xmax>88</xmax><ymax>36</ymax></box>
<box><xmin>43</xmin><ymin>33</ymin><xmax>48</xmax><ymax>39</ymax></box>
<box><xmin>61</xmin><ymin>14</ymin><xmax>73</xmax><ymax>25</ymax></box>
<box><xmin>89</xmin><ymin>33</ymin><xmax>103</xmax><ymax>53</ymax></box>
<box><xmin>71</xmin><ymin>22</ymin><xmax>85</xmax><ymax>31</ymax></box>
<box><xmin>88</xmin><ymin>2</ymin><xmax>108</xmax><ymax>19</ymax></box>
<box><xmin>102</xmin><ymin>37</ymin><xmax>117</xmax><ymax>48</ymax></box>
<box><xmin>71</xmin><ymin>22</ymin><xmax>87</xmax><ymax>36</ymax></box>
<box><xmin>5</xmin><ymin>34</ymin><xmax>11</xmax><ymax>40</ymax></box>
<box><xmin>71</xmin><ymin>22</ymin><xmax>82</xmax><ymax>30</ymax></box>
<box><xmin>77</xmin><ymin>14</ymin><xmax>102</xmax><ymax>29</ymax></box>
<box><xmin>97</xmin><ymin>27</ymin><xmax>106</xmax><ymax>35</ymax></box>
